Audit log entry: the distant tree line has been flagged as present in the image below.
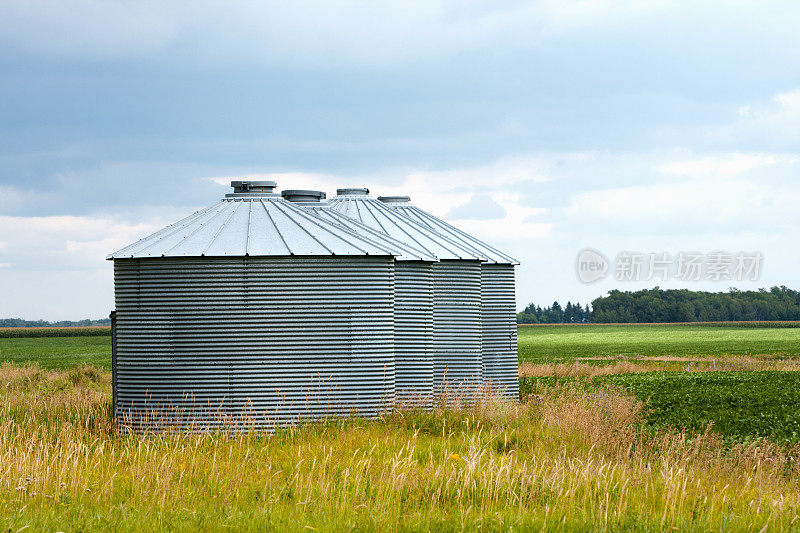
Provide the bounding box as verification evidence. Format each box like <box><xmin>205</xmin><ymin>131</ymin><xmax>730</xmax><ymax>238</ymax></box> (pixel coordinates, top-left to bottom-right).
<box><xmin>0</xmin><ymin>318</ymin><xmax>111</xmax><ymax>328</ymax></box>
<box><xmin>517</xmin><ymin>286</ymin><xmax>800</xmax><ymax>324</ymax></box>
<box><xmin>590</xmin><ymin>286</ymin><xmax>800</xmax><ymax>323</ymax></box>
<box><xmin>517</xmin><ymin>301</ymin><xmax>591</xmax><ymax>324</ymax></box>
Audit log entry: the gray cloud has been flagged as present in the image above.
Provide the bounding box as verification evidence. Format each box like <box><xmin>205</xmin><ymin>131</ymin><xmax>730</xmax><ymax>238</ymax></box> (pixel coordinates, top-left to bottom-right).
<box><xmin>446</xmin><ymin>194</ymin><xmax>507</xmax><ymax>220</ymax></box>
<box><xmin>2</xmin><ymin>2</ymin><xmax>800</xmax><ymax>318</ymax></box>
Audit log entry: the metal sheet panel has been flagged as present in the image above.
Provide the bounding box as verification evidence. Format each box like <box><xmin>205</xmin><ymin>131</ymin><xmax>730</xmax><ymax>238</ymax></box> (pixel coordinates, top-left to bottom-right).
<box><xmin>110</xmin><ymin>311</ymin><xmax>118</xmax><ymax>416</ymax></box>
<box><xmin>379</xmin><ymin>197</ymin><xmax>520</xmax><ymax>400</ymax></box>
<box><xmin>394</xmin><ymin>262</ymin><xmax>434</xmax><ymax>406</ymax></box>
<box><xmin>108</xmin><ymin>196</ymin><xmax>399</xmax><ymax>259</ymax></box>
<box><xmin>329</xmin><ymin>191</ymin><xmax>485</xmax><ymax>401</ymax></box>
<box><xmin>480</xmin><ymin>264</ymin><xmax>519</xmax><ymax>399</ymax></box>
<box><xmin>379</xmin><ymin>199</ymin><xmax>519</xmax><ymax>265</ymax></box>
<box><xmin>432</xmin><ymin>260</ymin><xmax>483</xmax><ymax>398</ymax></box>
<box><xmin>299</xmin><ymin>203</ymin><xmax>437</xmax><ymax>263</ymax></box>
<box><xmin>288</xmin><ymin>198</ymin><xmax>437</xmax><ymax>407</ymax></box>
<box><xmin>328</xmin><ymin>194</ymin><xmax>485</xmax><ymax>261</ymax></box>
<box><xmin>113</xmin><ymin>256</ymin><xmax>395</xmax><ymax>432</ymax></box>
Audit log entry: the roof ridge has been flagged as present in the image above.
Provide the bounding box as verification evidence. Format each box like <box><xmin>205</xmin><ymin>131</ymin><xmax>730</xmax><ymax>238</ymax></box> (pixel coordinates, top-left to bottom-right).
<box><xmin>359</xmin><ymin>199</ymin><xmax>442</xmax><ymax>257</ymax></box>
<box><xmin>270</xmin><ymin>199</ymin><xmax>337</xmax><ymax>255</ymax></box>
<box><xmin>395</xmin><ymin>205</ymin><xmax>519</xmax><ymax>264</ymax></box>
<box><xmin>107</xmin><ymin>202</ymin><xmax>221</xmax><ymax>258</ymax></box>
<box><xmin>108</xmin><ymin>196</ymin><xmax>401</xmax><ymax>259</ymax></box>
<box><xmin>126</xmin><ymin>201</ymin><xmax>229</xmax><ymax>257</ymax></box>
<box><xmin>329</xmin><ymin>196</ymin><xmax>485</xmax><ymax>261</ymax></box>
<box><xmin>306</xmin><ymin>207</ymin><xmax>437</xmax><ymax>262</ymax></box>
<box><xmin>200</xmin><ymin>200</ymin><xmax>242</xmax><ymax>255</ymax></box>
<box><xmin>258</xmin><ymin>199</ymin><xmax>292</xmax><ymax>255</ymax></box>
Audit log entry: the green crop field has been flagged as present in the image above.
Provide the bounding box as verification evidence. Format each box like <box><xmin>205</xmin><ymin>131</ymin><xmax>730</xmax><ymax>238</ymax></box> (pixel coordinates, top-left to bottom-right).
<box><xmin>0</xmin><ymin>336</ymin><xmax>110</xmax><ymax>369</ymax></box>
<box><xmin>520</xmin><ymin>371</ymin><xmax>800</xmax><ymax>443</ymax></box>
<box><xmin>3</xmin><ymin>322</ymin><xmax>799</xmax><ymax>370</ymax></box>
<box><xmin>518</xmin><ymin>323</ymin><xmax>800</xmax><ymax>363</ymax></box>
<box><xmin>2</xmin><ymin>323</ymin><xmax>800</xmax><ymax>530</ymax></box>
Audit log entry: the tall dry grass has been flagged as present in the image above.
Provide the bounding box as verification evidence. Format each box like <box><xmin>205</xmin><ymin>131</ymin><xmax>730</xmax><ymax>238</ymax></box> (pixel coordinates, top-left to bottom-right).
<box><xmin>1</xmin><ymin>362</ymin><xmax>799</xmax><ymax>531</ymax></box>
<box><xmin>520</xmin><ymin>355</ymin><xmax>800</xmax><ymax>378</ymax></box>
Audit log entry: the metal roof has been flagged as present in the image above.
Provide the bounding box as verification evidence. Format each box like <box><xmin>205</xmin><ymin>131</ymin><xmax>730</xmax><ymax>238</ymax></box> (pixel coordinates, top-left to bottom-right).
<box><xmin>107</xmin><ymin>184</ymin><xmax>401</xmax><ymax>259</ymax></box>
<box><xmin>281</xmin><ymin>191</ymin><xmax>437</xmax><ymax>262</ymax></box>
<box><xmin>378</xmin><ymin>196</ymin><xmax>519</xmax><ymax>265</ymax></box>
<box><xmin>328</xmin><ymin>190</ymin><xmax>485</xmax><ymax>261</ymax></box>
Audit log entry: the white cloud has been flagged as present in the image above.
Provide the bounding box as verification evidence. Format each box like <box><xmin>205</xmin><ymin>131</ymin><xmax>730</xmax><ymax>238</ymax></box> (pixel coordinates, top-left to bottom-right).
<box><xmin>655</xmin><ymin>152</ymin><xmax>795</xmax><ymax>178</ymax></box>
<box><xmin>533</xmin><ymin>0</ymin><xmax>671</xmax><ymax>33</ymax></box>
<box><xmin>2</xmin><ymin>146</ymin><xmax>799</xmax><ymax>319</ymax></box>
<box><xmin>710</xmin><ymin>88</ymin><xmax>800</xmax><ymax>147</ymax></box>
<box><xmin>205</xmin><ymin>159</ymin><xmax>553</xmax><ymax>246</ymax></box>
<box><xmin>0</xmin><ymin>268</ymin><xmax>113</xmax><ymax>320</ymax></box>
<box><xmin>563</xmin><ymin>152</ymin><xmax>800</xmax><ymax>234</ymax></box>
<box><xmin>0</xmin><ymin>214</ymin><xmax>172</xmax><ymax>271</ymax></box>
<box><xmin>0</xmin><ymin>2</ymin><xmax>178</xmax><ymax>59</ymax></box>
<box><xmin>2</xmin><ymin>1</ymin><xmax>785</xmax><ymax>67</ymax></box>
<box><xmin>0</xmin><ymin>185</ymin><xmax>38</xmax><ymax>215</ymax></box>
<box><xmin>447</xmin><ymin>194</ymin><xmax>507</xmax><ymax>220</ymax></box>
<box><xmin>374</xmin><ymin>157</ymin><xmax>553</xmax><ymax>243</ymax></box>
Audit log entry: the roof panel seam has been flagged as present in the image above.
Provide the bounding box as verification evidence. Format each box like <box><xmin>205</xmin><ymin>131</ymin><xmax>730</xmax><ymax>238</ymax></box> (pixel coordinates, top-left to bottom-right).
<box><xmin>137</xmin><ymin>202</ymin><xmax>229</xmax><ymax>257</ymax></box>
<box><xmin>112</xmin><ymin>202</ymin><xmax>220</xmax><ymax>256</ymax></box>
<box><xmin>259</xmin><ymin>199</ymin><xmax>293</xmax><ymax>255</ymax></box>
<box><xmin>202</xmin><ymin>200</ymin><xmax>242</xmax><ymax>255</ymax></box>
<box><xmin>245</xmin><ymin>200</ymin><xmax>253</xmax><ymax>255</ymax></box>
<box><xmin>270</xmin><ymin>200</ymin><xmax>337</xmax><ymax>255</ymax></box>
<box><xmin>404</xmin><ymin>206</ymin><xmax>518</xmax><ymax>263</ymax></box>
<box><xmin>278</xmin><ymin>200</ymin><xmax>399</xmax><ymax>256</ymax></box>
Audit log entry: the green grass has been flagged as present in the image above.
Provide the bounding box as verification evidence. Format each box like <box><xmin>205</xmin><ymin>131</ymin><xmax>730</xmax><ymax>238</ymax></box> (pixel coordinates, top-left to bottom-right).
<box><xmin>607</xmin><ymin>371</ymin><xmax>800</xmax><ymax>443</ymax></box>
<box><xmin>4</xmin><ymin>323</ymin><xmax>797</xmax><ymax>371</ymax></box>
<box><xmin>3</xmin><ymin>323</ymin><xmax>800</xmax><ymax>443</ymax></box>
<box><xmin>3</xmin><ymin>364</ymin><xmax>800</xmax><ymax>532</ymax></box>
<box><xmin>518</xmin><ymin>323</ymin><xmax>800</xmax><ymax>363</ymax></box>
<box><xmin>3</xmin><ymin>323</ymin><xmax>800</xmax><ymax>529</ymax></box>
<box><xmin>2</xmin><ymin>323</ymin><xmax>798</xmax><ymax>370</ymax></box>
<box><xmin>0</xmin><ymin>336</ymin><xmax>111</xmax><ymax>370</ymax></box>
<box><xmin>521</xmin><ymin>371</ymin><xmax>800</xmax><ymax>443</ymax></box>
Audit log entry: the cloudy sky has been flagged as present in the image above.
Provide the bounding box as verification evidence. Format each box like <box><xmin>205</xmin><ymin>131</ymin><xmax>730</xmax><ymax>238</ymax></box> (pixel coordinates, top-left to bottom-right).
<box><xmin>1</xmin><ymin>1</ymin><xmax>799</xmax><ymax>320</ymax></box>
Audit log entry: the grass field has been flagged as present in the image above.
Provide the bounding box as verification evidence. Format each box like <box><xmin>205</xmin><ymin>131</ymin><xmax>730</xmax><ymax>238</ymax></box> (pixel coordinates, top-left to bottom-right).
<box><xmin>1</xmin><ymin>323</ymin><xmax>800</xmax><ymax>530</ymax></box>
<box><xmin>518</xmin><ymin>323</ymin><xmax>800</xmax><ymax>363</ymax></box>
<box><xmin>520</xmin><ymin>371</ymin><xmax>800</xmax><ymax>443</ymax></box>
<box><xmin>2</xmin><ymin>363</ymin><xmax>800</xmax><ymax>531</ymax></box>
<box><xmin>3</xmin><ymin>322</ymin><xmax>799</xmax><ymax>370</ymax></box>
<box><xmin>0</xmin><ymin>336</ymin><xmax>110</xmax><ymax>369</ymax></box>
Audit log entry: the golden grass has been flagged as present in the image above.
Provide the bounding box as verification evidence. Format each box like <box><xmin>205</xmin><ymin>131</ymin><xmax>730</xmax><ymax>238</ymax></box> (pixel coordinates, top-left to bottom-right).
<box><xmin>1</xmin><ymin>363</ymin><xmax>799</xmax><ymax>531</ymax></box>
<box><xmin>520</xmin><ymin>356</ymin><xmax>800</xmax><ymax>378</ymax></box>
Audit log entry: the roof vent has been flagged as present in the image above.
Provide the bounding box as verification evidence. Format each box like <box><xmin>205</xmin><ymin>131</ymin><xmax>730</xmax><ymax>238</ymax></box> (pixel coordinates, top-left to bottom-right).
<box><xmin>231</xmin><ymin>180</ymin><xmax>276</xmax><ymax>193</ymax></box>
<box><xmin>336</xmin><ymin>188</ymin><xmax>369</xmax><ymax>196</ymax></box>
<box><xmin>226</xmin><ymin>180</ymin><xmax>278</xmax><ymax>199</ymax></box>
<box><xmin>378</xmin><ymin>196</ymin><xmax>410</xmax><ymax>205</ymax></box>
<box><xmin>282</xmin><ymin>190</ymin><xmax>327</xmax><ymax>203</ymax></box>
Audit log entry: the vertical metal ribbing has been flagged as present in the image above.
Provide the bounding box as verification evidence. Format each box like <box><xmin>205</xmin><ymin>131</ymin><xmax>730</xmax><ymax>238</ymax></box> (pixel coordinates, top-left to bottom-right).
<box><xmin>432</xmin><ymin>260</ymin><xmax>483</xmax><ymax>398</ymax></box>
<box><xmin>481</xmin><ymin>264</ymin><xmax>519</xmax><ymax>399</ymax></box>
<box><xmin>113</xmin><ymin>256</ymin><xmax>395</xmax><ymax>432</ymax></box>
<box><xmin>394</xmin><ymin>262</ymin><xmax>434</xmax><ymax>406</ymax></box>
<box><xmin>110</xmin><ymin>310</ymin><xmax>118</xmax><ymax>419</ymax></box>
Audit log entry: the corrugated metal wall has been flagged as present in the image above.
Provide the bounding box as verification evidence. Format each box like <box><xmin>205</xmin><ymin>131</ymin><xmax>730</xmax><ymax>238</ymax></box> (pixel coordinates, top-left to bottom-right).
<box><xmin>113</xmin><ymin>256</ymin><xmax>395</xmax><ymax>431</ymax></box>
<box><xmin>432</xmin><ymin>260</ymin><xmax>483</xmax><ymax>398</ymax></box>
<box><xmin>376</xmin><ymin>198</ymin><xmax>520</xmax><ymax>401</ymax></box>
<box><xmin>110</xmin><ymin>311</ymin><xmax>118</xmax><ymax>416</ymax></box>
<box><xmin>394</xmin><ymin>262</ymin><xmax>434</xmax><ymax>406</ymax></box>
<box><xmin>480</xmin><ymin>264</ymin><xmax>519</xmax><ymax>399</ymax></box>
